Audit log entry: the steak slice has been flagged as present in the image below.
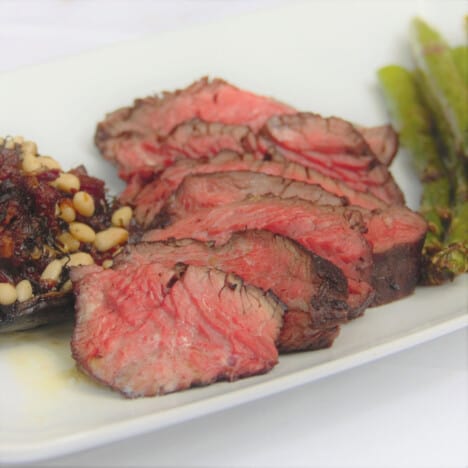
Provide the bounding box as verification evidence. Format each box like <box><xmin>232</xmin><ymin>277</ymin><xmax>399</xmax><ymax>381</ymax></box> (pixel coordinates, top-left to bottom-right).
<box><xmin>71</xmin><ymin>262</ymin><xmax>284</xmax><ymax>398</ymax></box>
<box><xmin>115</xmin><ymin>231</ymin><xmax>349</xmax><ymax>349</ymax></box>
<box><xmin>164</xmin><ymin>171</ymin><xmax>347</xmax><ymax>222</ymax></box>
<box><xmin>357</xmin><ymin>124</ymin><xmax>399</xmax><ymax>166</ymax></box>
<box><xmin>159</xmin><ymin>119</ymin><xmax>256</xmax><ymax>161</ymax></box>
<box><xmin>142</xmin><ymin>196</ymin><xmax>374</xmax><ymax>318</ymax></box>
<box><xmin>105</xmin><ymin>119</ymin><xmax>400</xmax><ymax>182</ymax></box>
<box><xmin>256</xmin><ymin>113</ymin><xmax>404</xmax><ymax>205</ymax></box>
<box><xmin>156</xmin><ymin>181</ymin><xmax>427</xmax><ymax>306</ymax></box>
<box><xmin>126</xmin><ymin>151</ymin><xmax>387</xmax><ymax>229</ymax></box>
<box><xmin>104</xmin><ymin>119</ymin><xmax>260</xmax><ymax>179</ymax></box>
<box><xmin>359</xmin><ymin>207</ymin><xmax>427</xmax><ymax>304</ymax></box>
<box><xmin>96</xmin><ymin>76</ymin><xmax>400</xmax><ymax>184</ymax></box>
<box><xmin>95</xmin><ymin>77</ymin><xmax>295</xmax><ymax>167</ymax></box>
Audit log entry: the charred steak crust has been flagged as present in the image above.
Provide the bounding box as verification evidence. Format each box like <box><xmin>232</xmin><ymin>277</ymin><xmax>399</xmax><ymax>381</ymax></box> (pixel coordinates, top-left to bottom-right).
<box><xmin>71</xmin><ymin>262</ymin><xmax>284</xmax><ymax>398</ymax></box>
<box><xmin>360</xmin><ymin>207</ymin><xmax>427</xmax><ymax>305</ymax></box>
<box><xmin>279</xmin><ymin>314</ymin><xmax>340</xmax><ymax>353</ymax></box>
<box><xmin>371</xmin><ymin>238</ymin><xmax>426</xmax><ymax>305</ymax></box>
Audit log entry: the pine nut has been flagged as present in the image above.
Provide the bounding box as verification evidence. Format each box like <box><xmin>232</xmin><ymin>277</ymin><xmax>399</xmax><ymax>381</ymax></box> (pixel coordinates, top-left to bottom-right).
<box><xmin>0</xmin><ymin>283</ymin><xmax>17</xmax><ymax>305</ymax></box>
<box><xmin>60</xmin><ymin>280</ymin><xmax>73</xmax><ymax>292</ymax></box>
<box><xmin>40</xmin><ymin>259</ymin><xmax>64</xmax><ymax>282</ymax></box>
<box><xmin>73</xmin><ymin>191</ymin><xmax>95</xmax><ymax>217</ymax></box>
<box><xmin>16</xmin><ymin>280</ymin><xmax>33</xmax><ymax>302</ymax></box>
<box><xmin>102</xmin><ymin>259</ymin><xmax>113</xmax><ymax>269</ymax></box>
<box><xmin>37</xmin><ymin>156</ymin><xmax>62</xmax><ymax>171</ymax></box>
<box><xmin>69</xmin><ymin>222</ymin><xmax>96</xmax><ymax>243</ymax></box>
<box><xmin>111</xmin><ymin>206</ymin><xmax>133</xmax><ymax>228</ymax></box>
<box><xmin>22</xmin><ymin>153</ymin><xmax>61</xmax><ymax>173</ymax></box>
<box><xmin>94</xmin><ymin>227</ymin><xmax>129</xmax><ymax>252</ymax></box>
<box><xmin>22</xmin><ymin>154</ymin><xmax>42</xmax><ymax>173</ymax></box>
<box><xmin>31</xmin><ymin>246</ymin><xmax>42</xmax><ymax>260</ymax></box>
<box><xmin>67</xmin><ymin>252</ymin><xmax>94</xmax><ymax>267</ymax></box>
<box><xmin>43</xmin><ymin>245</ymin><xmax>57</xmax><ymax>258</ymax></box>
<box><xmin>50</xmin><ymin>173</ymin><xmax>80</xmax><ymax>193</ymax></box>
<box><xmin>57</xmin><ymin>232</ymin><xmax>80</xmax><ymax>253</ymax></box>
<box><xmin>57</xmin><ymin>200</ymin><xmax>76</xmax><ymax>223</ymax></box>
<box><xmin>21</xmin><ymin>140</ymin><xmax>37</xmax><ymax>156</ymax></box>
<box><xmin>112</xmin><ymin>246</ymin><xmax>124</xmax><ymax>257</ymax></box>
<box><xmin>13</xmin><ymin>136</ymin><xmax>24</xmax><ymax>145</ymax></box>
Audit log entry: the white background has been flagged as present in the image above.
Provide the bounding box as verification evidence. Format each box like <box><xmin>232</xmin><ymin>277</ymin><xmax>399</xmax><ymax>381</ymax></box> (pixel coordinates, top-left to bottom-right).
<box><xmin>1</xmin><ymin>1</ymin><xmax>467</xmax><ymax>467</ymax></box>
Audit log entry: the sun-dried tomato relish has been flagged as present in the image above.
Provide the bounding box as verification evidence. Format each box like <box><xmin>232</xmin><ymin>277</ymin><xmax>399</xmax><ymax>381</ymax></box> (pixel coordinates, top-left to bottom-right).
<box><xmin>0</xmin><ymin>138</ymin><xmax>129</xmax><ymax>297</ymax></box>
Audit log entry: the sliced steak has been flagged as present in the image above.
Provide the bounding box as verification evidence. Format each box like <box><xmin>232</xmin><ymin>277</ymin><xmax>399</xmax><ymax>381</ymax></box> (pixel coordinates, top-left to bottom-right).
<box><xmin>71</xmin><ymin>262</ymin><xmax>283</xmax><ymax>398</ymax></box>
<box><xmin>115</xmin><ymin>231</ymin><xmax>349</xmax><ymax>349</ymax></box>
<box><xmin>127</xmin><ymin>151</ymin><xmax>387</xmax><ymax>229</ymax></box>
<box><xmin>359</xmin><ymin>207</ymin><xmax>427</xmax><ymax>304</ymax></box>
<box><xmin>157</xmin><ymin>181</ymin><xmax>427</xmax><ymax>305</ymax></box>
<box><xmin>103</xmin><ymin>118</ymin><xmax>400</xmax><ymax>183</ymax></box>
<box><xmin>95</xmin><ymin>77</ymin><xmax>295</xmax><ymax>169</ymax></box>
<box><xmin>280</xmin><ymin>312</ymin><xmax>340</xmax><ymax>353</ymax></box>
<box><xmin>96</xmin><ymin>76</ymin><xmax>401</xmax><ymax>190</ymax></box>
<box><xmin>164</xmin><ymin>171</ymin><xmax>347</xmax><ymax>222</ymax></box>
<box><xmin>104</xmin><ymin>119</ymin><xmax>260</xmax><ymax>179</ymax></box>
<box><xmin>161</xmin><ymin>119</ymin><xmax>256</xmax><ymax>161</ymax></box>
<box><xmin>121</xmin><ymin>151</ymin><xmax>252</xmax><ymax>227</ymax></box>
<box><xmin>99</xmin><ymin>136</ymin><xmax>171</xmax><ymax>179</ymax></box>
<box><xmin>142</xmin><ymin>196</ymin><xmax>374</xmax><ymax>318</ymax></box>
<box><xmin>358</xmin><ymin>124</ymin><xmax>399</xmax><ymax>166</ymax></box>
<box><xmin>257</xmin><ymin>113</ymin><xmax>404</xmax><ymax>205</ymax></box>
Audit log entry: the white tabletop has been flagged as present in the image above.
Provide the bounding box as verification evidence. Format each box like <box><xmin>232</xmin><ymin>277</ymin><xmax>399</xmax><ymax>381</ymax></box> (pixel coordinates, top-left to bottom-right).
<box><xmin>2</xmin><ymin>1</ymin><xmax>467</xmax><ymax>467</ymax></box>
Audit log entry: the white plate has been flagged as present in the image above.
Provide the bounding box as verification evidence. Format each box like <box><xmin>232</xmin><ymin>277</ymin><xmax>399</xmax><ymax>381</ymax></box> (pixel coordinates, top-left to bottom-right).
<box><xmin>0</xmin><ymin>1</ymin><xmax>467</xmax><ymax>464</ymax></box>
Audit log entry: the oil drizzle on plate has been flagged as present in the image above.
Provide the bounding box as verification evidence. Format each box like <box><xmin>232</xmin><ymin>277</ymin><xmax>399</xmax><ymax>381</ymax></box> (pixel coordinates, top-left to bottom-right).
<box><xmin>1</xmin><ymin>322</ymin><xmax>96</xmax><ymax>422</ymax></box>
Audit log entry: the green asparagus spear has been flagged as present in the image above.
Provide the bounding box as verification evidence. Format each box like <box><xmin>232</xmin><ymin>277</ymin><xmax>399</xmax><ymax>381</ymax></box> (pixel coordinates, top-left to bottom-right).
<box><xmin>426</xmin><ymin>178</ymin><xmax>468</xmax><ymax>283</ymax></box>
<box><xmin>377</xmin><ymin>65</ymin><xmax>450</xmax><ymax>255</ymax></box>
<box><xmin>413</xmin><ymin>68</ymin><xmax>467</xmax><ymax>192</ymax></box>
<box><xmin>378</xmin><ymin>18</ymin><xmax>468</xmax><ymax>284</ymax></box>
<box><xmin>451</xmin><ymin>46</ymin><xmax>468</xmax><ymax>84</ymax></box>
<box><xmin>413</xmin><ymin>61</ymin><xmax>468</xmax><ymax>279</ymax></box>
<box><xmin>410</xmin><ymin>17</ymin><xmax>468</xmax><ymax>161</ymax></box>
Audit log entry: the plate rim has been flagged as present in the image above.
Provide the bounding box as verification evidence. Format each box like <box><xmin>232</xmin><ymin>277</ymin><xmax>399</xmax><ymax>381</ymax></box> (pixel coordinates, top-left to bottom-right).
<box><xmin>1</xmin><ymin>1</ymin><xmax>467</xmax><ymax>463</ymax></box>
<box><xmin>1</xmin><ymin>310</ymin><xmax>466</xmax><ymax>464</ymax></box>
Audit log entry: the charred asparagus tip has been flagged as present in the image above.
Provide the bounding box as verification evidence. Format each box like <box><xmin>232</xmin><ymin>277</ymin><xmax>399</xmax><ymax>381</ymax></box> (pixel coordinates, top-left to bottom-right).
<box><xmin>431</xmin><ymin>243</ymin><xmax>468</xmax><ymax>276</ymax></box>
